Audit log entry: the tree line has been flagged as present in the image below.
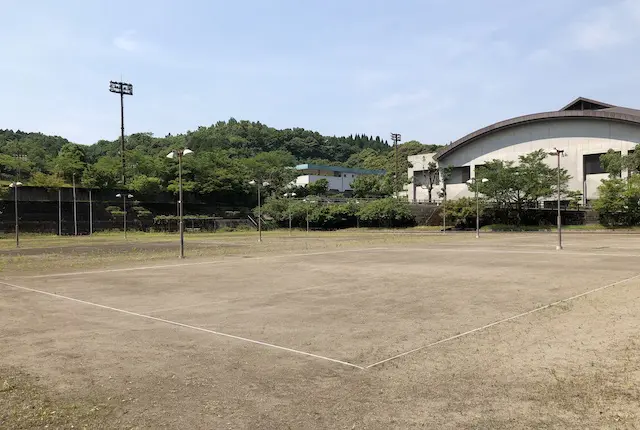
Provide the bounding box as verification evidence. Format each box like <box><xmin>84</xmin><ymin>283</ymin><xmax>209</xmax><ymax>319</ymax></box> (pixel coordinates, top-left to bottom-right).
<box><xmin>0</xmin><ymin>121</ymin><xmax>440</xmax><ymax>206</ymax></box>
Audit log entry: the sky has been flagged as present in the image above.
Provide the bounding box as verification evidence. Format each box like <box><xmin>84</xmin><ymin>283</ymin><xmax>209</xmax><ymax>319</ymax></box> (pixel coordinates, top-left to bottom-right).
<box><xmin>2</xmin><ymin>0</ymin><xmax>640</xmax><ymax>146</ymax></box>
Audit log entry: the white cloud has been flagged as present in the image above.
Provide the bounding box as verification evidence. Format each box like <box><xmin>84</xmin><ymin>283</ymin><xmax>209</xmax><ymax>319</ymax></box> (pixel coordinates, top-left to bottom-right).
<box><xmin>113</xmin><ymin>30</ymin><xmax>138</xmax><ymax>52</ymax></box>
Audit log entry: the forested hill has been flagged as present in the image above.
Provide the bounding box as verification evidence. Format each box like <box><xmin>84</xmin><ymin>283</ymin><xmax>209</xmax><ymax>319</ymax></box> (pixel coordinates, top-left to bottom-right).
<box><xmin>0</xmin><ymin>119</ymin><xmax>441</xmax><ymax>200</ymax></box>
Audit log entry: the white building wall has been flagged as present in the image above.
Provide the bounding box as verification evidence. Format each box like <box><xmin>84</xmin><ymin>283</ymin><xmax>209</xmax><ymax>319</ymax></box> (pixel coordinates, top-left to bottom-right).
<box><xmin>295</xmin><ymin>173</ymin><xmax>360</xmax><ymax>192</ymax></box>
<box><xmin>436</xmin><ymin>119</ymin><xmax>640</xmax><ymax>201</ymax></box>
<box><xmin>407</xmin><ymin>153</ymin><xmax>443</xmax><ymax>202</ymax></box>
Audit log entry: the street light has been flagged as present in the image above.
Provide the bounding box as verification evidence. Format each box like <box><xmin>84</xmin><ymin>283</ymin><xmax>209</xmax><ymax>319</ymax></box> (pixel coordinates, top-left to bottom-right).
<box><xmin>167</xmin><ymin>148</ymin><xmax>194</xmax><ymax>258</ymax></box>
<box><xmin>249</xmin><ymin>180</ymin><xmax>270</xmax><ymax>242</ymax></box>
<box><xmin>548</xmin><ymin>148</ymin><xmax>566</xmax><ymax>250</ymax></box>
<box><xmin>303</xmin><ymin>198</ymin><xmax>316</xmax><ymax>233</ymax></box>
<box><xmin>115</xmin><ymin>193</ymin><xmax>134</xmax><ymax>239</ymax></box>
<box><xmin>390</xmin><ymin>133</ymin><xmax>402</xmax><ymax>199</ymax></box>
<box><xmin>466</xmin><ymin>177</ymin><xmax>489</xmax><ymax>238</ymax></box>
<box><xmin>9</xmin><ymin>182</ymin><xmax>22</xmax><ymax>247</ymax></box>
<box><xmin>284</xmin><ymin>192</ymin><xmax>297</xmax><ymax>236</ymax></box>
<box><xmin>109</xmin><ymin>81</ymin><xmax>133</xmax><ymax>188</ymax></box>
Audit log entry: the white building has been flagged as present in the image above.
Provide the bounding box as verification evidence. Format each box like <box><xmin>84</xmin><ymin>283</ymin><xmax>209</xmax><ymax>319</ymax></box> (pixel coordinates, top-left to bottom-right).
<box><xmin>294</xmin><ymin>164</ymin><xmax>385</xmax><ymax>193</ymax></box>
<box><xmin>408</xmin><ymin>97</ymin><xmax>640</xmax><ymax>205</ymax></box>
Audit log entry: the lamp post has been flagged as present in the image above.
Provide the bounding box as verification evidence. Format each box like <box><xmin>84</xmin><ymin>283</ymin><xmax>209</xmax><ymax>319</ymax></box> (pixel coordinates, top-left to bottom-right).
<box><xmin>89</xmin><ymin>189</ymin><xmax>93</xmax><ymax>236</ymax></box>
<box><xmin>390</xmin><ymin>133</ymin><xmax>402</xmax><ymax>199</ymax></box>
<box><xmin>548</xmin><ymin>148</ymin><xmax>565</xmax><ymax>250</ymax></box>
<box><xmin>249</xmin><ymin>180</ymin><xmax>269</xmax><ymax>242</ymax></box>
<box><xmin>9</xmin><ymin>182</ymin><xmax>22</xmax><ymax>248</ymax></box>
<box><xmin>442</xmin><ymin>182</ymin><xmax>447</xmax><ymax>234</ymax></box>
<box><xmin>284</xmin><ymin>192</ymin><xmax>297</xmax><ymax>235</ymax></box>
<box><xmin>109</xmin><ymin>81</ymin><xmax>133</xmax><ymax>189</ymax></box>
<box><xmin>303</xmin><ymin>198</ymin><xmax>316</xmax><ymax>233</ymax></box>
<box><xmin>58</xmin><ymin>188</ymin><xmax>62</xmax><ymax>236</ymax></box>
<box><xmin>72</xmin><ymin>173</ymin><xmax>78</xmax><ymax>236</ymax></box>
<box><xmin>115</xmin><ymin>193</ymin><xmax>134</xmax><ymax>239</ymax></box>
<box><xmin>167</xmin><ymin>148</ymin><xmax>194</xmax><ymax>258</ymax></box>
<box><xmin>466</xmin><ymin>177</ymin><xmax>489</xmax><ymax>238</ymax></box>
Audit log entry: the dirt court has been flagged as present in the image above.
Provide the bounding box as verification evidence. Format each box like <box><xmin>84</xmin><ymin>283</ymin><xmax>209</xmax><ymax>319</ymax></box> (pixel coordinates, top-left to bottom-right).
<box><xmin>2</xmin><ymin>232</ymin><xmax>640</xmax><ymax>428</ymax></box>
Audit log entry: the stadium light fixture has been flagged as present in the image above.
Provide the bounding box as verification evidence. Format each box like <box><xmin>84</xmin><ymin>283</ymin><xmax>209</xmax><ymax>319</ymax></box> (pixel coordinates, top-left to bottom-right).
<box><xmin>467</xmin><ymin>177</ymin><xmax>489</xmax><ymax>238</ymax></box>
<box><xmin>9</xmin><ymin>182</ymin><xmax>22</xmax><ymax>247</ymax></box>
<box><xmin>115</xmin><ymin>193</ymin><xmax>134</xmax><ymax>240</ymax></box>
<box><xmin>249</xmin><ymin>180</ymin><xmax>270</xmax><ymax>242</ymax></box>
<box><xmin>167</xmin><ymin>148</ymin><xmax>194</xmax><ymax>258</ymax></box>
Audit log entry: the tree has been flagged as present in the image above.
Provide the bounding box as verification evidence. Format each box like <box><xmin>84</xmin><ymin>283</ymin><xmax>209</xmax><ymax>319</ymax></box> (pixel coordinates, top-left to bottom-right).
<box><xmin>129</xmin><ymin>175</ymin><xmax>163</xmax><ymax>195</ymax></box>
<box><xmin>414</xmin><ymin>159</ymin><xmax>439</xmax><ymax>202</ymax></box>
<box><xmin>593</xmin><ymin>177</ymin><xmax>640</xmax><ymax>226</ymax></box>
<box><xmin>475</xmin><ymin>149</ymin><xmax>570</xmax><ymax>210</ymax></box>
<box><xmin>82</xmin><ymin>156</ymin><xmax>120</xmax><ymax>189</ymax></box>
<box><xmin>444</xmin><ymin>197</ymin><xmax>485</xmax><ymax>228</ymax></box>
<box><xmin>600</xmin><ymin>150</ymin><xmax>623</xmax><ymax>178</ymax></box>
<box><xmin>357</xmin><ymin>198</ymin><xmax>415</xmax><ymax>227</ymax></box>
<box><xmin>53</xmin><ymin>143</ymin><xmax>86</xmax><ymax>182</ymax></box>
<box><xmin>307</xmin><ymin>178</ymin><xmax>329</xmax><ymax>196</ymax></box>
<box><xmin>566</xmin><ymin>190</ymin><xmax>583</xmax><ymax>209</ymax></box>
<box><xmin>29</xmin><ymin>172</ymin><xmax>66</xmax><ymax>189</ymax></box>
<box><xmin>352</xmin><ymin>174</ymin><xmax>392</xmax><ymax>198</ymax></box>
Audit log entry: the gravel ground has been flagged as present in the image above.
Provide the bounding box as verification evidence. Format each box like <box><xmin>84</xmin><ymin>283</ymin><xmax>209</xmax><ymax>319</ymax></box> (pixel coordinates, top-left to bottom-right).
<box><xmin>2</xmin><ymin>233</ymin><xmax>640</xmax><ymax>428</ymax></box>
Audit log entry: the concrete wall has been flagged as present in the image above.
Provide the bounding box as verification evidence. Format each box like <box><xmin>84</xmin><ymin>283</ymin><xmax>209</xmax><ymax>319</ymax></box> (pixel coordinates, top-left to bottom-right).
<box><xmin>434</xmin><ymin>118</ymin><xmax>640</xmax><ymax>201</ymax></box>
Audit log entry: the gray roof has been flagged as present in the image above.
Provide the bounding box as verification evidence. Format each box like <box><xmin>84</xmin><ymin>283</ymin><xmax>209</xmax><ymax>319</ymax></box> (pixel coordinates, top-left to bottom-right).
<box><xmin>435</xmin><ymin>97</ymin><xmax>640</xmax><ymax>161</ymax></box>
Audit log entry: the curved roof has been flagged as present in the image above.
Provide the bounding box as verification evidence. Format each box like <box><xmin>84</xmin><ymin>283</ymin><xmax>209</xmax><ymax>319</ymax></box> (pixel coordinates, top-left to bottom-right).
<box><xmin>435</xmin><ymin>108</ymin><xmax>640</xmax><ymax>161</ymax></box>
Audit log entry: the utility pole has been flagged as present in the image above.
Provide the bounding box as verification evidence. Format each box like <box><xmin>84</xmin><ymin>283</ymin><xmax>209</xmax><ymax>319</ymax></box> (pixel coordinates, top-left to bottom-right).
<box><xmin>109</xmin><ymin>81</ymin><xmax>133</xmax><ymax>188</ymax></box>
<box><xmin>390</xmin><ymin>133</ymin><xmax>402</xmax><ymax>199</ymax></box>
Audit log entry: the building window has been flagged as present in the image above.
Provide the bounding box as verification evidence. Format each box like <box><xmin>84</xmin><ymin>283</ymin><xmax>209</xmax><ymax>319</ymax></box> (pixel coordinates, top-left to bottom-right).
<box><xmin>447</xmin><ymin>166</ymin><xmax>471</xmax><ymax>184</ymax></box>
<box><xmin>583</xmin><ymin>153</ymin><xmax>609</xmax><ymax>175</ymax></box>
<box><xmin>334</xmin><ymin>171</ymin><xmax>341</xmax><ymax>177</ymax></box>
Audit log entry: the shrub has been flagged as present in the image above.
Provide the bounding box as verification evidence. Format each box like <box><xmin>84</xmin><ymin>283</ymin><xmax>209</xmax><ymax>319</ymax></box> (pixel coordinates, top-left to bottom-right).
<box><xmin>357</xmin><ymin>198</ymin><xmax>415</xmax><ymax>227</ymax></box>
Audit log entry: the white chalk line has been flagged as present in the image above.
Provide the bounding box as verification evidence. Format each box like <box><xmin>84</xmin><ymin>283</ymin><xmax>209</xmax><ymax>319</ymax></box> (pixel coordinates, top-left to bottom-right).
<box><xmin>0</xmin><ymin>280</ymin><xmax>364</xmax><ymax>370</ymax></box>
<box><xmin>19</xmin><ymin>247</ymin><xmax>390</xmax><ymax>279</ymax></box>
<box><xmin>385</xmin><ymin>246</ymin><xmax>640</xmax><ymax>258</ymax></box>
<box><xmin>366</xmin><ymin>272</ymin><xmax>640</xmax><ymax>369</ymax></box>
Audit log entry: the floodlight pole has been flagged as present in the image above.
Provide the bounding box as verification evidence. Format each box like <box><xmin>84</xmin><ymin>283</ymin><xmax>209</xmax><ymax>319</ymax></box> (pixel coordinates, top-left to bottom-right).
<box><xmin>548</xmin><ymin>148</ymin><xmax>565</xmax><ymax>250</ymax></box>
<box><xmin>109</xmin><ymin>80</ymin><xmax>133</xmax><ymax>194</ymax></box>
<box><xmin>391</xmin><ymin>133</ymin><xmax>402</xmax><ymax>199</ymax></box>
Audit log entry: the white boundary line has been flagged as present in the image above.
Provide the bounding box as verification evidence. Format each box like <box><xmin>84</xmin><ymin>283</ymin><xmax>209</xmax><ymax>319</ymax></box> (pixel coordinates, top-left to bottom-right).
<box><xmin>385</xmin><ymin>246</ymin><xmax>640</xmax><ymax>258</ymax></box>
<box><xmin>20</xmin><ymin>247</ymin><xmax>390</xmax><ymax>279</ymax></box>
<box><xmin>0</xmin><ymin>280</ymin><xmax>364</xmax><ymax>370</ymax></box>
<box><xmin>365</xmin><ymin>272</ymin><xmax>640</xmax><ymax>369</ymax></box>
